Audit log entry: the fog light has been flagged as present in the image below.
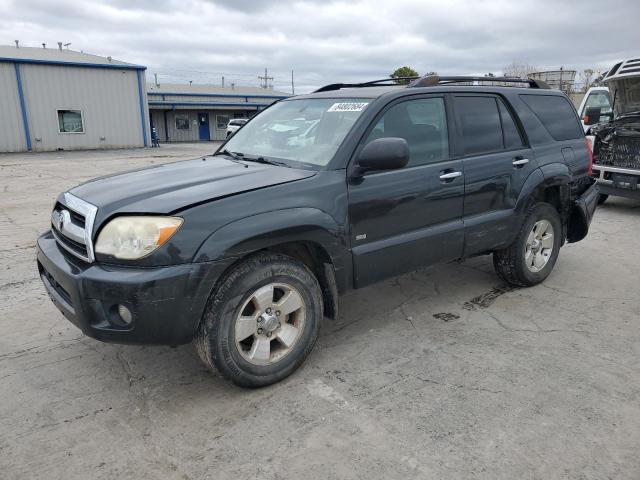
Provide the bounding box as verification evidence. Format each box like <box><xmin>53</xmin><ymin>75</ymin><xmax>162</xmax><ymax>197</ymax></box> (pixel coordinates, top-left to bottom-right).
<box><xmin>117</xmin><ymin>304</ymin><xmax>133</xmax><ymax>325</ymax></box>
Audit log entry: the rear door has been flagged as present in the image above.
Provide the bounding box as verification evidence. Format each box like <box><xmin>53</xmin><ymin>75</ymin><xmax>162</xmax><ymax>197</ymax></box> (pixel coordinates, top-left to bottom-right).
<box><xmin>348</xmin><ymin>95</ymin><xmax>465</xmax><ymax>287</ymax></box>
<box><xmin>452</xmin><ymin>94</ymin><xmax>537</xmax><ymax>255</ymax></box>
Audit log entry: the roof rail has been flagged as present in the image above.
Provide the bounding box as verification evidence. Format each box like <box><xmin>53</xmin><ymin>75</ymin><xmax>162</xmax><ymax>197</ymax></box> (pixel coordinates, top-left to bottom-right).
<box><xmin>408</xmin><ymin>75</ymin><xmax>551</xmax><ymax>89</ymax></box>
<box><xmin>313</xmin><ymin>77</ymin><xmax>418</xmax><ymax>93</ymax></box>
<box><xmin>313</xmin><ymin>75</ymin><xmax>551</xmax><ymax>93</ymax></box>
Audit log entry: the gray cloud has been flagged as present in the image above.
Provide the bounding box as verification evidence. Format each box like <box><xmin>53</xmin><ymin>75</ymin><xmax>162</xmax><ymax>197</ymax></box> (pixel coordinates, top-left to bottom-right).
<box><xmin>1</xmin><ymin>0</ymin><xmax>638</xmax><ymax>93</ymax></box>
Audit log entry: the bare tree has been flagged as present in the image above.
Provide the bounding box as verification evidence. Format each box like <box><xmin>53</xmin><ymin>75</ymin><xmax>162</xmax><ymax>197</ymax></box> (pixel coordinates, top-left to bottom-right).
<box><xmin>579</xmin><ymin>68</ymin><xmax>596</xmax><ymax>92</ymax></box>
<box><xmin>502</xmin><ymin>60</ymin><xmax>538</xmax><ymax>78</ymax></box>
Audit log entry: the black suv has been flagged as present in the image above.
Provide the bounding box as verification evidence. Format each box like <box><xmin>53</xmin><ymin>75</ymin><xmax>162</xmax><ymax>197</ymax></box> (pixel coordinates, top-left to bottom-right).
<box><xmin>37</xmin><ymin>75</ymin><xmax>599</xmax><ymax>387</ymax></box>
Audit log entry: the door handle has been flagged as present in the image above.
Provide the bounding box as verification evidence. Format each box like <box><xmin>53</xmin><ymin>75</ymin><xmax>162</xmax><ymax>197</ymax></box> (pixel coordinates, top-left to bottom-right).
<box><xmin>439</xmin><ymin>171</ymin><xmax>462</xmax><ymax>180</ymax></box>
<box><xmin>512</xmin><ymin>158</ymin><xmax>529</xmax><ymax>166</ymax></box>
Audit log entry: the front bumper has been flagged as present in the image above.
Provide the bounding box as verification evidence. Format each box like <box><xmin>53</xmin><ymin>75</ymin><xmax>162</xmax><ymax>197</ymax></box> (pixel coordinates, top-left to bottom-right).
<box><xmin>592</xmin><ymin>163</ymin><xmax>640</xmax><ymax>200</ymax></box>
<box><xmin>37</xmin><ymin>231</ymin><xmax>231</xmax><ymax>345</ymax></box>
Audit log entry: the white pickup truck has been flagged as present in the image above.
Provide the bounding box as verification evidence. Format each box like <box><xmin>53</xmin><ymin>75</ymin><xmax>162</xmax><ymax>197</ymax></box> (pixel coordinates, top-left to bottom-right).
<box><xmin>585</xmin><ymin>59</ymin><xmax>640</xmax><ymax>204</ymax></box>
<box><xmin>578</xmin><ymin>86</ymin><xmax>611</xmax><ymax>133</ymax></box>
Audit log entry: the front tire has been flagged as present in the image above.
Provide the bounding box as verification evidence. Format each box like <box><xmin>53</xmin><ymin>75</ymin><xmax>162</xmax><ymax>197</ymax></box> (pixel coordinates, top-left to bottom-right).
<box><xmin>493</xmin><ymin>203</ymin><xmax>562</xmax><ymax>287</ymax></box>
<box><xmin>194</xmin><ymin>252</ymin><xmax>322</xmax><ymax>388</ymax></box>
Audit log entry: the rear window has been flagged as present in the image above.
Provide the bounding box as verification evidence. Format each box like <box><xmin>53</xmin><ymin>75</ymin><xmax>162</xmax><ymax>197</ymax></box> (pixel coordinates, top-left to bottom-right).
<box><xmin>520</xmin><ymin>94</ymin><xmax>582</xmax><ymax>141</ymax></box>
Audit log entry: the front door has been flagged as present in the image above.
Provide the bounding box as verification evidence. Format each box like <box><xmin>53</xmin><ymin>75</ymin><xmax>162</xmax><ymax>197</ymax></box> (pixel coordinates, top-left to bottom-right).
<box><xmin>198</xmin><ymin>112</ymin><xmax>210</xmax><ymax>141</ymax></box>
<box><xmin>348</xmin><ymin>96</ymin><xmax>465</xmax><ymax>287</ymax></box>
<box><xmin>452</xmin><ymin>94</ymin><xmax>537</xmax><ymax>256</ymax></box>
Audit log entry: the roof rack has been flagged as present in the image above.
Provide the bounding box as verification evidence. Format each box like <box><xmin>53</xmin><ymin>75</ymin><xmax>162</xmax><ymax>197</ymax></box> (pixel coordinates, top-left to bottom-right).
<box><xmin>313</xmin><ymin>77</ymin><xmax>418</xmax><ymax>93</ymax></box>
<box><xmin>409</xmin><ymin>75</ymin><xmax>551</xmax><ymax>89</ymax></box>
<box><xmin>313</xmin><ymin>75</ymin><xmax>550</xmax><ymax>93</ymax></box>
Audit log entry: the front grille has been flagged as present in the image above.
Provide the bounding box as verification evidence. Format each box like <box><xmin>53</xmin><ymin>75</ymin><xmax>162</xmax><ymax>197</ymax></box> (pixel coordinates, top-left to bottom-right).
<box><xmin>600</xmin><ymin>136</ymin><xmax>640</xmax><ymax>170</ymax></box>
<box><xmin>55</xmin><ymin>202</ymin><xmax>86</xmax><ymax>227</ymax></box>
<box><xmin>52</xmin><ymin>227</ymin><xmax>89</xmax><ymax>258</ymax></box>
<box><xmin>51</xmin><ymin>193</ymin><xmax>98</xmax><ymax>263</ymax></box>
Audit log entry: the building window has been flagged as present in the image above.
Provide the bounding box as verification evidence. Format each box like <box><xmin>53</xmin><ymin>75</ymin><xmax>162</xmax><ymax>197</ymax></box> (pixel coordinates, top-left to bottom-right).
<box><xmin>175</xmin><ymin>115</ymin><xmax>190</xmax><ymax>130</ymax></box>
<box><xmin>57</xmin><ymin>110</ymin><xmax>84</xmax><ymax>133</ymax></box>
<box><xmin>216</xmin><ymin>115</ymin><xmax>229</xmax><ymax>129</ymax></box>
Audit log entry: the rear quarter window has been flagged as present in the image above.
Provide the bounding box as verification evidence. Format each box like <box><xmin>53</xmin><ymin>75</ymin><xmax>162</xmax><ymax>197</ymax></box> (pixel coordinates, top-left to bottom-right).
<box><xmin>519</xmin><ymin>94</ymin><xmax>583</xmax><ymax>141</ymax></box>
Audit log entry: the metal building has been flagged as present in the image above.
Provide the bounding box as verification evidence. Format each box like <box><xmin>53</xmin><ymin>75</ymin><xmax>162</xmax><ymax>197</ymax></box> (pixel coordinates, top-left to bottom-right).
<box><xmin>147</xmin><ymin>83</ymin><xmax>289</xmax><ymax>142</ymax></box>
<box><xmin>0</xmin><ymin>45</ymin><xmax>149</xmax><ymax>152</ymax></box>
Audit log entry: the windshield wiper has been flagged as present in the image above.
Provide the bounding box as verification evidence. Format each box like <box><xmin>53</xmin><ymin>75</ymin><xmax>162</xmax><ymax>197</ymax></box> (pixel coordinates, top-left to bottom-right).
<box><xmin>240</xmin><ymin>155</ymin><xmax>289</xmax><ymax>167</ymax></box>
<box><xmin>215</xmin><ymin>149</ymin><xmax>245</xmax><ymax>162</ymax></box>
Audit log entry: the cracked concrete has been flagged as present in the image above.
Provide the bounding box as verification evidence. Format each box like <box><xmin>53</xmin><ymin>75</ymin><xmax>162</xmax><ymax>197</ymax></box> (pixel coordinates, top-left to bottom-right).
<box><xmin>1</xmin><ymin>144</ymin><xmax>639</xmax><ymax>479</ymax></box>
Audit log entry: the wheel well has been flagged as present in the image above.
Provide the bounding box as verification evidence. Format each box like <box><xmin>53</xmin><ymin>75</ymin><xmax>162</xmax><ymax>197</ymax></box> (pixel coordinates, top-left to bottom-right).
<box><xmin>531</xmin><ymin>185</ymin><xmax>570</xmax><ymax>242</ymax></box>
<box><xmin>540</xmin><ymin>186</ymin><xmax>563</xmax><ymax>214</ymax></box>
<box><xmin>265</xmin><ymin>241</ymin><xmax>339</xmax><ymax>320</ymax></box>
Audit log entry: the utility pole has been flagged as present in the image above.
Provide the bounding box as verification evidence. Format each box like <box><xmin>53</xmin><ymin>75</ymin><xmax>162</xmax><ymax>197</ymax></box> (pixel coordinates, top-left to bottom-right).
<box><xmin>258</xmin><ymin>68</ymin><xmax>273</xmax><ymax>89</ymax></box>
<box><xmin>291</xmin><ymin>69</ymin><xmax>295</xmax><ymax>95</ymax></box>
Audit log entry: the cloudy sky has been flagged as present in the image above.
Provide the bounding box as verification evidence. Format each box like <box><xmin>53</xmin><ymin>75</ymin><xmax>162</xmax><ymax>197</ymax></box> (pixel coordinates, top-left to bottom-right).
<box><xmin>1</xmin><ymin>0</ymin><xmax>638</xmax><ymax>93</ymax></box>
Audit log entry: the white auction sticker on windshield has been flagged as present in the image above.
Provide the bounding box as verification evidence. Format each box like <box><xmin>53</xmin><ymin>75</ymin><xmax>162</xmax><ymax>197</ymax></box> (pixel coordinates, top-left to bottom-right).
<box><xmin>327</xmin><ymin>102</ymin><xmax>368</xmax><ymax>112</ymax></box>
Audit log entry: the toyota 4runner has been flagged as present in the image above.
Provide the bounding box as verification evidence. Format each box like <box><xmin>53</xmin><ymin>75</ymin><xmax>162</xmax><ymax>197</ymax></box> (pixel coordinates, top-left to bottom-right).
<box><xmin>37</xmin><ymin>75</ymin><xmax>599</xmax><ymax>387</ymax></box>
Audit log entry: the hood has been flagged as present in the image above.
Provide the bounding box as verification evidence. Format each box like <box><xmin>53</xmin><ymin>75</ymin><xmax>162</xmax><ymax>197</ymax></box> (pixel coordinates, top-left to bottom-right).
<box><xmin>607</xmin><ymin>77</ymin><xmax>640</xmax><ymax>116</ymax></box>
<box><xmin>70</xmin><ymin>156</ymin><xmax>316</xmax><ymax>220</ymax></box>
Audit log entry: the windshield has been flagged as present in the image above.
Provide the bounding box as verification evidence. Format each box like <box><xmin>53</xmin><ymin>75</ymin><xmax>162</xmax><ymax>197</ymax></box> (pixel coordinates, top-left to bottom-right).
<box><xmin>584</xmin><ymin>91</ymin><xmax>612</xmax><ymax>115</ymax></box>
<box><xmin>221</xmin><ymin>98</ymin><xmax>371</xmax><ymax>167</ymax></box>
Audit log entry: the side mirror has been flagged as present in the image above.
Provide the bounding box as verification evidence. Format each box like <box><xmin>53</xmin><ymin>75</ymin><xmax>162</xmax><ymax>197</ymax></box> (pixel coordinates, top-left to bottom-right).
<box><xmin>357</xmin><ymin>137</ymin><xmax>410</xmax><ymax>173</ymax></box>
<box><xmin>583</xmin><ymin>106</ymin><xmax>602</xmax><ymax>126</ymax></box>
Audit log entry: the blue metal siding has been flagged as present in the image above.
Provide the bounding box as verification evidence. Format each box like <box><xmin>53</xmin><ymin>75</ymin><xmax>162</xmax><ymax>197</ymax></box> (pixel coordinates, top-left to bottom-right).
<box><xmin>147</xmin><ymin>91</ymin><xmax>288</xmax><ymax>100</ymax></box>
<box><xmin>136</xmin><ymin>70</ymin><xmax>149</xmax><ymax>147</ymax></box>
<box><xmin>13</xmin><ymin>63</ymin><xmax>32</xmax><ymax>151</ymax></box>
<box><xmin>0</xmin><ymin>56</ymin><xmax>145</xmax><ymax>71</ymax></box>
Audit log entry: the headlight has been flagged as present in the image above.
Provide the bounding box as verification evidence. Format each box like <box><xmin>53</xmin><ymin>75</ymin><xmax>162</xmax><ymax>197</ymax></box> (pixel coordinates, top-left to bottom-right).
<box><xmin>95</xmin><ymin>216</ymin><xmax>183</xmax><ymax>260</ymax></box>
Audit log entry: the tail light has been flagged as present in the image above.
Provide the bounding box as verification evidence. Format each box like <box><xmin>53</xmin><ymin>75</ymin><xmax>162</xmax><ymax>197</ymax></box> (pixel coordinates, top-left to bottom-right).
<box><xmin>585</xmin><ymin>136</ymin><xmax>594</xmax><ymax>176</ymax></box>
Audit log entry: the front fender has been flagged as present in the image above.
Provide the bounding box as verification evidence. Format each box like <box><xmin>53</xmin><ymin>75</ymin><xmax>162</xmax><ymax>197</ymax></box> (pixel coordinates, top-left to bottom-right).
<box><xmin>193</xmin><ymin>208</ymin><xmax>350</xmax><ymax>287</ymax></box>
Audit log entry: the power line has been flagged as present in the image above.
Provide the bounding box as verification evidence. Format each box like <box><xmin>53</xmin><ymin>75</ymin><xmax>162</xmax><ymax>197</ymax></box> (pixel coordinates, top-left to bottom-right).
<box><xmin>258</xmin><ymin>68</ymin><xmax>274</xmax><ymax>89</ymax></box>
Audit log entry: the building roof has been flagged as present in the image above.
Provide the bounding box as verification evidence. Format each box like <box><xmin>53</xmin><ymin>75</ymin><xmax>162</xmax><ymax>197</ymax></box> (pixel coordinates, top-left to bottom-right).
<box><xmin>0</xmin><ymin>45</ymin><xmax>145</xmax><ymax>70</ymax></box>
<box><xmin>147</xmin><ymin>83</ymin><xmax>289</xmax><ymax>98</ymax></box>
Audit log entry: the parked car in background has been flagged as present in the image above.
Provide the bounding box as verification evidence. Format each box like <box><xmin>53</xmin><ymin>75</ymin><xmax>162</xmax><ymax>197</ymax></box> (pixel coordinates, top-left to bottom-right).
<box><xmin>586</xmin><ymin>59</ymin><xmax>640</xmax><ymax>204</ymax></box>
<box><xmin>578</xmin><ymin>86</ymin><xmax>611</xmax><ymax>132</ymax></box>
<box><xmin>226</xmin><ymin>118</ymin><xmax>248</xmax><ymax>138</ymax></box>
<box><xmin>37</xmin><ymin>74</ymin><xmax>598</xmax><ymax>388</ymax></box>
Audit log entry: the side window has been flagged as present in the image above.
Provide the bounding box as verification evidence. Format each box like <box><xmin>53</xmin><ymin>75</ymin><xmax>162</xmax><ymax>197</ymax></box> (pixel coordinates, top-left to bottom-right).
<box><xmin>456</xmin><ymin>96</ymin><xmax>503</xmax><ymax>155</ymax></box>
<box><xmin>364</xmin><ymin>97</ymin><xmax>449</xmax><ymax>167</ymax></box>
<box><xmin>520</xmin><ymin>94</ymin><xmax>583</xmax><ymax>141</ymax></box>
<box><xmin>497</xmin><ymin>99</ymin><xmax>524</xmax><ymax>149</ymax></box>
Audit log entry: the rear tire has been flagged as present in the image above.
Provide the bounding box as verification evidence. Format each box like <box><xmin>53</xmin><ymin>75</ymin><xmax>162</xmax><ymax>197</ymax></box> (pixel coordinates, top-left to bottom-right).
<box><xmin>194</xmin><ymin>252</ymin><xmax>322</xmax><ymax>388</ymax></box>
<box><xmin>597</xmin><ymin>194</ymin><xmax>608</xmax><ymax>205</ymax></box>
<box><xmin>493</xmin><ymin>203</ymin><xmax>562</xmax><ymax>287</ymax></box>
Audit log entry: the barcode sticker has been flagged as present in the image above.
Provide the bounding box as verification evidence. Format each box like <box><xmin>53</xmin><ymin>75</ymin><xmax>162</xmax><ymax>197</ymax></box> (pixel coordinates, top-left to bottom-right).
<box><xmin>327</xmin><ymin>102</ymin><xmax>368</xmax><ymax>112</ymax></box>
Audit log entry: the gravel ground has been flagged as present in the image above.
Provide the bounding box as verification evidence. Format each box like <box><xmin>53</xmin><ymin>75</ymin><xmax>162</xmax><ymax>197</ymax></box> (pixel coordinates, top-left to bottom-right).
<box><xmin>1</xmin><ymin>144</ymin><xmax>639</xmax><ymax>480</ymax></box>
